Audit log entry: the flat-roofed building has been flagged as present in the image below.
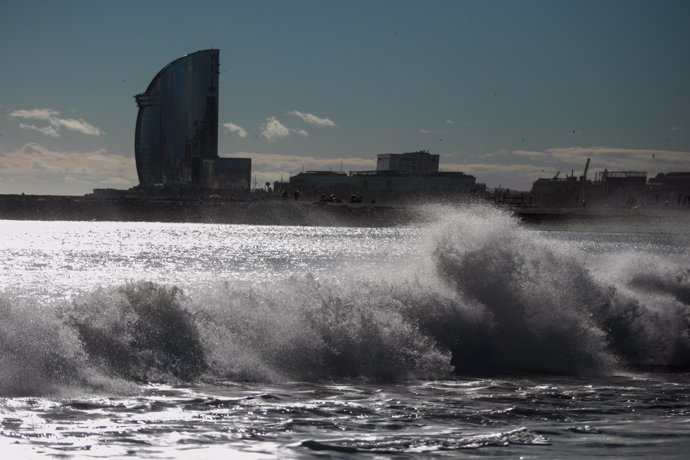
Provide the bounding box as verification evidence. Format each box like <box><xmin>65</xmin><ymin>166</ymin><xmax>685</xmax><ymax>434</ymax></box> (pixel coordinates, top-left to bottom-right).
<box><xmin>289</xmin><ymin>152</ymin><xmax>482</xmax><ymax>203</ymax></box>
<box><xmin>376</xmin><ymin>150</ymin><xmax>439</xmax><ymax>175</ymax></box>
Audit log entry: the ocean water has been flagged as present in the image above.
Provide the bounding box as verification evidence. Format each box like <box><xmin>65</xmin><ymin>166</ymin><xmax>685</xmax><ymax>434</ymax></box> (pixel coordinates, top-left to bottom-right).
<box><xmin>1</xmin><ymin>204</ymin><xmax>690</xmax><ymax>458</ymax></box>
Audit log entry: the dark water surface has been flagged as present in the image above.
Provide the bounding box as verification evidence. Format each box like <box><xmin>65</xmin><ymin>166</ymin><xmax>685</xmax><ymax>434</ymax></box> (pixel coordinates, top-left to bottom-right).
<box><xmin>3</xmin><ymin>375</ymin><xmax>690</xmax><ymax>459</ymax></box>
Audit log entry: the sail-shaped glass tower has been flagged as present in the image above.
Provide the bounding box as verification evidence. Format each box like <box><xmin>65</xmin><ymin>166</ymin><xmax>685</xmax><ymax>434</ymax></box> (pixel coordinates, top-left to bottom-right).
<box><xmin>135</xmin><ymin>49</ymin><xmax>220</xmax><ymax>186</ymax></box>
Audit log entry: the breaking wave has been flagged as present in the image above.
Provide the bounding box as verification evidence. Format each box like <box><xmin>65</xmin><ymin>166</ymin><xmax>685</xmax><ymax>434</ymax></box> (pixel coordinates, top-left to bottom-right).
<box><xmin>1</xmin><ymin>205</ymin><xmax>689</xmax><ymax>395</ymax></box>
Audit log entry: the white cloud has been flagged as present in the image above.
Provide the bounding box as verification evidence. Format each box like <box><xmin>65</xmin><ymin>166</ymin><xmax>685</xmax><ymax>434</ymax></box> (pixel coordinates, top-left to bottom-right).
<box><xmin>261</xmin><ymin>117</ymin><xmax>291</xmax><ymax>141</ymax></box>
<box><xmin>260</xmin><ymin>116</ymin><xmax>309</xmax><ymax>141</ymax></box>
<box><xmin>289</xmin><ymin>110</ymin><xmax>336</xmax><ymax>127</ymax></box>
<box><xmin>0</xmin><ymin>142</ymin><xmax>136</xmax><ymax>194</ymax></box>
<box><xmin>419</xmin><ymin>129</ymin><xmax>430</xmax><ymax>134</ymax></box>
<box><xmin>9</xmin><ymin>108</ymin><xmax>59</xmax><ymax>121</ymax></box>
<box><xmin>223</xmin><ymin>122</ymin><xmax>248</xmax><ymax>138</ymax></box>
<box><xmin>446</xmin><ymin>119</ymin><xmax>456</xmax><ymax>125</ymax></box>
<box><xmin>52</xmin><ymin>117</ymin><xmax>102</xmax><ymax>136</ymax></box>
<box><xmin>8</xmin><ymin>108</ymin><xmax>102</xmax><ymax>137</ymax></box>
<box><xmin>19</xmin><ymin>123</ymin><xmax>60</xmax><ymax>137</ymax></box>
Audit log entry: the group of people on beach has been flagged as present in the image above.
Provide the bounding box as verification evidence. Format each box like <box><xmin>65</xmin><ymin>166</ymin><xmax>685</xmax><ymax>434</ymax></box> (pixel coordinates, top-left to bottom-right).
<box><xmin>281</xmin><ymin>190</ymin><xmax>369</xmax><ymax>204</ymax></box>
<box><xmin>319</xmin><ymin>193</ymin><xmax>364</xmax><ymax>204</ymax></box>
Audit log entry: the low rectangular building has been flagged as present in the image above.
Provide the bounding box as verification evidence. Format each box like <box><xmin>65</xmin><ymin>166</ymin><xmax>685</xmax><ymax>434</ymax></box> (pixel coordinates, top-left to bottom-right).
<box><xmin>376</xmin><ymin>150</ymin><xmax>439</xmax><ymax>175</ymax></box>
<box><xmin>290</xmin><ymin>169</ymin><xmax>480</xmax><ymax>202</ymax></box>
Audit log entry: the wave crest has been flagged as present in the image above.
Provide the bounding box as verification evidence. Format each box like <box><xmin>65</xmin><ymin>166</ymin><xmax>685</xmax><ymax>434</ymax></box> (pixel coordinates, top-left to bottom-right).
<box><xmin>68</xmin><ymin>282</ymin><xmax>206</xmax><ymax>382</ymax></box>
<box><xmin>0</xmin><ymin>296</ymin><xmax>91</xmax><ymax>395</ymax></box>
<box><xmin>195</xmin><ymin>276</ymin><xmax>454</xmax><ymax>382</ymax></box>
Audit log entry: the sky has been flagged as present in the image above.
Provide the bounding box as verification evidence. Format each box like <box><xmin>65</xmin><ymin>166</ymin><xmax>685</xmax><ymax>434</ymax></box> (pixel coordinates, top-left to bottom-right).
<box><xmin>1</xmin><ymin>0</ymin><xmax>689</xmax><ymax>194</ymax></box>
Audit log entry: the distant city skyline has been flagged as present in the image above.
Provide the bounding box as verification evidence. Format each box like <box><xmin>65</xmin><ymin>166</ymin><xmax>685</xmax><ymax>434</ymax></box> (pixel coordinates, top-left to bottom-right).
<box><xmin>1</xmin><ymin>0</ymin><xmax>689</xmax><ymax>195</ymax></box>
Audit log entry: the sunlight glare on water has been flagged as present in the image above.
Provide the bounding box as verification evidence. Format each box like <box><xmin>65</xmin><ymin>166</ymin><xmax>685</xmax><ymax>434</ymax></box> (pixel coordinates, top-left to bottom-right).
<box><xmin>0</xmin><ymin>220</ymin><xmax>417</xmax><ymax>300</ymax></box>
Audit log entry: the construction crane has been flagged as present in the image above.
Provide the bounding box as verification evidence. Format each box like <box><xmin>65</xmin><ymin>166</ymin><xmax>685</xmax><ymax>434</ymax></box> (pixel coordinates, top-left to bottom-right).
<box><xmin>580</xmin><ymin>158</ymin><xmax>590</xmax><ymax>182</ymax></box>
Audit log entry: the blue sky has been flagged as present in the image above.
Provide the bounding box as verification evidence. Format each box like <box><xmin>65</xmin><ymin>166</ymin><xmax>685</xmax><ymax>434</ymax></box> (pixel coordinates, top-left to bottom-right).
<box><xmin>1</xmin><ymin>0</ymin><xmax>689</xmax><ymax>194</ymax></box>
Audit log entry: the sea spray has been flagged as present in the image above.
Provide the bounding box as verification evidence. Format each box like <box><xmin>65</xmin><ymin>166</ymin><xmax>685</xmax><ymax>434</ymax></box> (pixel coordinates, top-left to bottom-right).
<box><xmin>590</xmin><ymin>253</ymin><xmax>690</xmax><ymax>367</ymax></box>
<box><xmin>68</xmin><ymin>282</ymin><xmax>206</xmax><ymax>382</ymax></box>
<box><xmin>4</xmin><ymin>207</ymin><xmax>690</xmax><ymax>459</ymax></box>
<box><xmin>2</xmin><ymin>204</ymin><xmax>690</xmax><ymax>397</ymax></box>
<box><xmin>193</xmin><ymin>276</ymin><xmax>454</xmax><ymax>382</ymax></box>
<box><xmin>428</xmin><ymin>205</ymin><xmax>617</xmax><ymax>374</ymax></box>
<box><xmin>0</xmin><ymin>294</ymin><xmax>135</xmax><ymax>396</ymax></box>
<box><xmin>427</xmin><ymin>204</ymin><xmax>690</xmax><ymax>371</ymax></box>
<box><xmin>0</xmin><ymin>295</ymin><xmax>89</xmax><ymax>395</ymax></box>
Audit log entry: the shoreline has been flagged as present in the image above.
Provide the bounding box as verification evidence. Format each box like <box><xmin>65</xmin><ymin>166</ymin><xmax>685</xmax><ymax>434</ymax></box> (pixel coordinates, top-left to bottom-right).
<box><xmin>0</xmin><ymin>194</ymin><xmax>689</xmax><ymax>231</ymax></box>
<box><xmin>0</xmin><ymin>194</ymin><xmax>419</xmax><ymax>227</ymax></box>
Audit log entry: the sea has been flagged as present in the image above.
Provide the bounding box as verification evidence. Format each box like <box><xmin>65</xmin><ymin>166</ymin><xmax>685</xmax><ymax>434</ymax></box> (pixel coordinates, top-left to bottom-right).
<box><xmin>1</xmin><ymin>204</ymin><xmax>690</xmax><ymax>459</ymax></box>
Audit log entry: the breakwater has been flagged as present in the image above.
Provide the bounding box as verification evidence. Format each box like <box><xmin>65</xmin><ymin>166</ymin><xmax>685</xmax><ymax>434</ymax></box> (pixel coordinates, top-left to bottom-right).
<box><xmin>0</xmin><ymin>195</ymin><xmax>420</xmax><ymax>227</ymax></box>
<box><xmin>1</xmin><ymin>194</ymin><xmax>689</xmax><ymax>230</ymax></box>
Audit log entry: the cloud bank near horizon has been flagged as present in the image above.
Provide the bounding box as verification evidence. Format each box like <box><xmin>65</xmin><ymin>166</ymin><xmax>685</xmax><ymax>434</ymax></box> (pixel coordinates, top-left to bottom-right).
<box><xmin>1</xmin><ymin>140</ymin><xmax>688</xmax><ymax>195</ymax></box>
<box><xmin>223</xmin><ymin>151</ymin><xmax>374</xmax><ymax>176</ymax></box>
<box><xmin>224</xmin><ymin>145</ymin><xmax>690</xmax><ymax>190</ymax></box>
<box><xmin>0</xmin><ymin>142</ymin><xmax>136</xmax><ymax>194</ymax></box>
<box><xmin>461</xmin><ymin>145</ymin><xmax>690</xmax><ymax>189</ymax></box>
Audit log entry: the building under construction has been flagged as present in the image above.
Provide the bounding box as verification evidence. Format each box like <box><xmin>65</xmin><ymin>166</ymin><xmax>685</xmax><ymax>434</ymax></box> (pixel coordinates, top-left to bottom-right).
<box><xmin>530</xmin><ymin>158</ymin><xmax>690</xmax><ymax>209</ymax></box>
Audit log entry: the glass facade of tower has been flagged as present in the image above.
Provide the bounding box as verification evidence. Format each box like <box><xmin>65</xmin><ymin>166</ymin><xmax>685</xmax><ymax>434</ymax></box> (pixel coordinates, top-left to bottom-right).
<box><xmin>135</xmin><ymin>49</ymin><xmax>220</xmax><ymax>186</ymax></box>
